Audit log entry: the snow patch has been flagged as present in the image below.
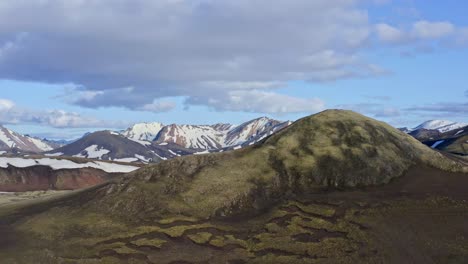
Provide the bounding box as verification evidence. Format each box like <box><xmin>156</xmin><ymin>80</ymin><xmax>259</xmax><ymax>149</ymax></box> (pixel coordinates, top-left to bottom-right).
<box><xmin>135</xmin><ymin>154</ymin><xmax>151</xmax><ymax>163</ymax></box>
<box><xmin>75</xmin><ymin>145</ymin><xmax>110</xmax><ymax>159</ymax></box>
<box><xmin>0</xmin><ymin>128</ymin><xmax>15</xmax><ymax>148</ymax></box>
<box><xmin>194</xmin><ymin>150</ymin><xmax>210</xmax><ymax>155</ymax></box>
<box><xmin>114</xmin><ymin>157</ymin><xmax>139</xmax><ymax>163</ymax></box>
<box><xmin>431</xmin><ymin>140</ymin><xmax>445</xmax><ymax>149</ymax></box>
<box><xmin>168</xmin><ymin>149</ymin><xmax>181</xmax><ymax>157</ymax></box>
<box><xmin>27</xmin><ymin>137</ymin><xmax>54</xmax><ymax>151</ymax></box>
<box><xmin>151</xmin><ymin>151</ymin><xmax>167</xmax><ymax>160</ymax></box>
<box><xmin>45</xmin><ymin>152</ymin><xmax>64</xmax><ymax>157</ymax></box>
<box><xmin>0</xmin><ymin>157</ymin><xmax>139</xmax><ymax>173</ymax></box>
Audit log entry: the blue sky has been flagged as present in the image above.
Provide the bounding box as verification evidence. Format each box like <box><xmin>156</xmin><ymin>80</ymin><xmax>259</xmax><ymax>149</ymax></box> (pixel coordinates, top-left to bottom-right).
<box><xmin>0</xmin><ymin>0</ymin><xmax>467</xmax><ymax>139</ymax></box>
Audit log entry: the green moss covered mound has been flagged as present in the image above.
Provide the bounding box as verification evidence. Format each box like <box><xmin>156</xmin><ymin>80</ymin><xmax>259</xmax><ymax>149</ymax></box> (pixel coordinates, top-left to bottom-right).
<box><xmin>85</xmin><ymin>110</ymin><xmax>465</xmax><ymax>220</ymax></box>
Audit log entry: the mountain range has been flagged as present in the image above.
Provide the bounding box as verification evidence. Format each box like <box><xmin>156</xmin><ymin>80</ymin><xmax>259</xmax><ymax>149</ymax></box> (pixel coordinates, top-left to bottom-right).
<box><xmin>0</xmin><ymin>118</ymin><xmax>466</xmax><ymax>163</ymax></box>
<box><xmin>45</xmin><ymin>117</ymin><xmax>291</xmax><ymax>162</ymax></box>
<box><xmin>1</xmin><ymin>110</ymin><xmax>467</xmax><ymax>263</ymax></box>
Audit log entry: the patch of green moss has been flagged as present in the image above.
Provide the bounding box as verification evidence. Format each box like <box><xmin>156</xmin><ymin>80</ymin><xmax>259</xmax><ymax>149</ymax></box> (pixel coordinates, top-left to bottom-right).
<box><xmin>187</xmin><ymin>232</ymin><xmax>213</xmax><ymax>244</ymax></box>
<box><xmin>131</xmin><ymin>238</ymin><xmax>167</xmax><ymax>248</ymax></box>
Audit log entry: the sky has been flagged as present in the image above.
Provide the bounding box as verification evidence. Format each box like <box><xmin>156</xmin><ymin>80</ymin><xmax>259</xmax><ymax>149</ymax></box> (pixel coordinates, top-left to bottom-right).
<box><xmin>0</xmin><ymin>0</ymin><xmax>467</xmax><ymax>139</ymax></box>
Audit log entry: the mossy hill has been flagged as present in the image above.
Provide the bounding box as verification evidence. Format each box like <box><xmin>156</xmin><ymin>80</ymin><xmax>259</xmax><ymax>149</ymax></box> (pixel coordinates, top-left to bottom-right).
<box><xmin>1</xmin><ymin>110</ymin><xmax>467</xmax><ymax>264</ymax></box>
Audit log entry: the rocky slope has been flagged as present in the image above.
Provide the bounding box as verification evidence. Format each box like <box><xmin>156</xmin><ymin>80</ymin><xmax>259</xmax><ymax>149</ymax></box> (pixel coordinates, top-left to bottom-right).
<box><xmin>412</xmin><ymin>119</ymin><xmax>467</xmax><ymax>133</ymax></box>
<box><xmin>1</xmin><ymin>110</ymin><xmax>467</xmax><ymax>263</ymax></box>
<box><xmin>410</xmin><ymin>125</ymin><xmax>468</xmax><ymax>156</ymax></box>
<box><xmin>47</xmin><ymin>131</ymin><xmax>163</xmax><ymax>163</ymax></box>
<box><xmin>47</xmin><ymin>117</ymin><xmax>292</xmax><ymax>162</ymax></box>
<box><xmin>0</xmin><ymin>125</ymin><xmax>56</xmax><ymax>153</ymax></box>
<box><xmin>0</xmin><ymin>156</ymin><xmax>140</xmax><ymax>192</ymax></box>
<box><xmin>0</xmin><ymin>166</ymin><xmax>113</xmax><ymax>192</ymax></box>
<box><xmin>122</xmin><ymin>122</ymin><xmax>164</xmax><ymax>142</ymax></box>
<box><xmin>124</xmin><ymin>117</ymin><xmax>291</xmax><ymax>151</ymax></box>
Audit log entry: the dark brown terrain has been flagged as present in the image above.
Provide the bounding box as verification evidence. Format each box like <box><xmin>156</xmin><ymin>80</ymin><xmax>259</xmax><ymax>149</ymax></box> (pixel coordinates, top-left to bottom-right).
<box><xmin>0</xmin><ymin>166</ymin><xmax>116</xmax><ymax>192</ymax></box>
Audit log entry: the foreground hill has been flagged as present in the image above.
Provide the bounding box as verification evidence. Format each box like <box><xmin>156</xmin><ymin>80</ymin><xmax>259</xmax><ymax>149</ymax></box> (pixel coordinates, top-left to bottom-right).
<box><xmin>1</xmin><ymin>110</ymin><xmax>467</xmax><ymax>263</ymax></box>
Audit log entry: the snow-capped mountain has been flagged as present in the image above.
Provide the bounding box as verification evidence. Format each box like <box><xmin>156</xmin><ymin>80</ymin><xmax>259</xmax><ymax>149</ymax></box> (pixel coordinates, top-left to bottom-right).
<box><xmin>413</xmin><ymin>120</ymin><xmax>468</xmax><ymax>133</ymax></box>
<box><xmin>122</xmin><ymin>122</ymin><xmax>164</xmax><ymax>142</ymax></box>
<box><xmin>120</xmin><ymin>117</ymin><xmax>290</xmax><ymax>151</ymax></box>
<box><xmin>154</xmin><ymin>124</ymin><xmax>231</xmax><ymax>149</ymax></box>
<box><xmin>225</xmin><ymin>117</ymin><xmax>288</xmax><ymax>146</ymax></box>
<box><xmin>152</xmin><ymin>117</ymin><xmax>290</xmax><ymax>150</ymax></box>
<box><xmin>0</xmin><ymin>125</ymin><xmax>56</xmax><ymax>153</ymax></box>
<box><xmin>43</xmin><ymin>117</ymin><xmax>292</xmax><ymax>163</ymax></box>
<box><xmin>46</xmin><ymin>131</ymin><xmax>162</xmax><ymax>163</ymax></box>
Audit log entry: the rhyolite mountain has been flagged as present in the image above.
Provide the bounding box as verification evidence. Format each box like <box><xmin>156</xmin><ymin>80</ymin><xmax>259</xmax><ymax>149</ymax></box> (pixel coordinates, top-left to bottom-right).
<box><xmin>122</xmin><ymin>116</ymin><xmax>291</xmax><ymax>150</ymax></box>
<box><xmin>122</xmin><ymin>122</ymin><xmax>165</xmax><ymax>142</ymax></box>
<box><xmin>1</xmin><ymin>110</ymin><xmax>467</xmax><ymax>263</ymax></box>
<box><xmin>0</xmin><ymin>125</ymin><xmax>57</xmax><ymax>153</ymax></box>
<box><xmin>46</xmin><ymin>117</ymin><xmax>291</xmax><ymax>162</ymax></box>
<box><xmin>412</xmin><ymin>119</ymin><xmax>467</xmax><ymax>133</ymax></box>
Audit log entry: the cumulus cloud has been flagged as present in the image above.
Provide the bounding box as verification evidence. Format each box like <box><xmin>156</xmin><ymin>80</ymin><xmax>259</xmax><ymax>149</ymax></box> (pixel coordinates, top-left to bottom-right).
<box><xmin>138</xmin><ymin>100</ymin><xmax>176</xmax><ymax>113</ymax></box>
<box><xmin>0</xmin><ymin>98</ymin><xmax>126</xmax><ymax>128</ymax></box>
<box><xmin>412</xmin><ymin>21</ymin><xmax>455</xmax><ymax>39</ymax></box>
<box><xmin>375</xmin><ymin>23</ymin><xmax>406</xmax><ymax>44</ymax></box>
<box><xmin>375</xmin><ymin>20</ymin><xmax>457</xmax><ymax>45</ymax></box>
<box><xmin>0</xmin><ymin>99</ymin><xmax>15</xmax><ymax>111</ymax></box>
<box><xmin>186</xmin><ymin>90</ymin><xmax>325</xmax><ymax>114</ymax></box>
<box><xmin>0</xmin><ymin>0</ymin><xmax>378</xmax><ymax>113</ymax></box>
<box><xmin>0</xmin><ymin>1</ymin><xmax>465</xmax><ymax>114</ymax></box>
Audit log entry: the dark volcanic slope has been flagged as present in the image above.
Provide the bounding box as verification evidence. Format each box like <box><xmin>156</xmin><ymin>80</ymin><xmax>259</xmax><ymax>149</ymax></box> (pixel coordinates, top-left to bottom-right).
<box><xmin>421</xmin><ymin>125</ymin><xmax>468</xmax><ymax>155</ymax></box>
<box><xmin>1</xmin><ymin>110</ymin><xmax>467</xmax><ymax>264</ymax></box>
<box><xmin>49</xmin><ymin>131</ymin><xmax>161</xmax><ymax>162</ymax></box>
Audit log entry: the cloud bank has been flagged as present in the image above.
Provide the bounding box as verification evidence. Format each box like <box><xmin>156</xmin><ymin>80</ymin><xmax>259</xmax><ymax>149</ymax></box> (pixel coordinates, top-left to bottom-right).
<box><xmin>0</xmin><ymin>0</ymin><xmax>465</xmax><ymax>115</ymax></box>
<box><xmin>0</xmin><ymin>98</ymin><xmax>126</xmax><ymax>128</ymax></box>
<box><xmin>0</xmin><ymin>0</ymin><xmax>375</xmax><ymax>113</ymax></box>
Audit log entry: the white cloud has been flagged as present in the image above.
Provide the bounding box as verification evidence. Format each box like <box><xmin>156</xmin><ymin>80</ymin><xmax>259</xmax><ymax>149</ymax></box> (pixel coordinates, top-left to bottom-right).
<box><xmin>412</xmin><ymin>20</ymin><xmax>455</xmax><ymax>39</ymax></box>
<box><xmin>0</xmin><ymin>98</ymin><xmax>125</xmax><ymax>128</ymax></box>
<box><xmin>138</xmin><ymin>100</ymin><xmax>176</xmax><ymax>112</ymax></box>
<box><xmin>0</xmin><ymin>0</ymin><xmax>372</xmax><ymax>112</ymax></box>
<box><xmin>187</xmin><ymin>90</ymin><xmax>325</xmax><ymax>114</ymax></box>
<box><xmin>375</xmin><ymin>23</ymin><xmax>406</xmax><ymax>44</ymax></box>
<box><xmin>0</xmin><ymin>99</ymin><xmax>15</xmax><ymax>111</ymax></box>
<box><xmin>375</xmin><ymin>20</ymin><xmax>458</xmax><ymax>46</ymax></box>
